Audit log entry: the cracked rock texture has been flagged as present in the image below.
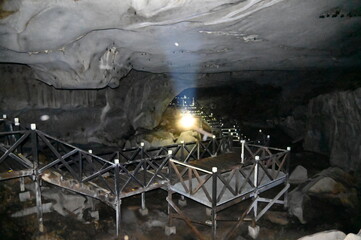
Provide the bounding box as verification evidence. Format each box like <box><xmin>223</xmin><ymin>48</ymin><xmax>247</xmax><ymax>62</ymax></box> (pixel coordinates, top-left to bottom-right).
<box><xmin>304</xmin><ymin>88</ymin><xmax>361</xmax><ymax>174</ymax></box>
<box><xmin>0</xmin><ymin>64</ymin><xmax>226</xmax><ymax>145</ymax></box>
<box><xmin>0</xmin><ymin>64</ymin><xmax>175</xmax><ymax>145</ymax></box>
<box><xmin>1</xmin><ymin>0</ymin><xmax>361</xmax><ymax>88</ymax></box>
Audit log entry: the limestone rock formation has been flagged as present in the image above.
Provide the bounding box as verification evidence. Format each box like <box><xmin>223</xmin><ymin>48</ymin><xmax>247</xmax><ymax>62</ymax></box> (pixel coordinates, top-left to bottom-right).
<box><xmin>288</xmin><ymin>167</ymin><xmax>359</xmax><ymax>224</ymax></box>
<box><xmin>1</xmin><ymin>0</ymin><xmax>361</xmax><ymax>88</ymax></box>
<box><xmin>304</xmin><ymin>88</ymin><xmax>361</xmax><ymax>175</ymax></box>
<box><xmin>289</xmin><ymin>165</ymin><xmax>308</xmax><ymax>184</ymax></box>
<box><xmin>264</xmin><ymin>211</ymin><xmax>289</xmax><ymax>226</ymax></box>
<box><xmin>298</xmin><ymin>230</ymin><xmax>361</xmax><ymax>240</ymax></box>
<box><xmin>176</xmin><ymin>131</ymin><xmax>199</xmax><ymax>144</ymax></box>
<box><xmin>344</xmin><ymin>233</ymin><xmax>361</xmax><ymax>240</ymax></box>
<box><xmin>297</xmin><ymin>230</ymin><xmax>346</xmax><ymax>240</ymax></box>
<box><xmin>0</xmin><ymin>64</ymin><xmax>180</xmax><ymax>145</ymax></box>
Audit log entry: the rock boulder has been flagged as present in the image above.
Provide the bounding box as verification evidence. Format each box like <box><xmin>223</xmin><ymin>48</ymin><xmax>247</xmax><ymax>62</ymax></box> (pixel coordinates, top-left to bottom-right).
<box><xmin>297</xmin><ymin>230</ymin><xmax>346</xmax><ymax>240</ymax></box>
<box><xmin>304</xmin><ymin>88</ymin><xmax>361</xmax><ymax>177</ymax></box>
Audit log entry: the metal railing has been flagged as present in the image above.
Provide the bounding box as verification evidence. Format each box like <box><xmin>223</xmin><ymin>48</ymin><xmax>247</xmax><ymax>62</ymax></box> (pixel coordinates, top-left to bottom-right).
<box><xmin>98</xmin><ymin>136</ymin><xmax>232</xmax><ymax>163</ymax></box>
<box><xmin>0</xmin><ymin>117</ymin><xmax>234</xmax><ymax>236</ymax></box>
<box><xmin>168</xmin><ymin>143</ymin><xmax>289</xmax><ymax>206</ymax></box>
<box><xmin>167</xmin><ymin>142</ymin><xmax>290</xmax><ymax>240</ymax></box>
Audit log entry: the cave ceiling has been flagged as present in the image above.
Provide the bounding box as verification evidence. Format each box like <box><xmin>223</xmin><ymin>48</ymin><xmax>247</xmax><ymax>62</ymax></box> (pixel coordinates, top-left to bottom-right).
<box><xmin>0</xmin><ymin>0</ymin><xmax>360</xmax><ymax>89</ymax></box>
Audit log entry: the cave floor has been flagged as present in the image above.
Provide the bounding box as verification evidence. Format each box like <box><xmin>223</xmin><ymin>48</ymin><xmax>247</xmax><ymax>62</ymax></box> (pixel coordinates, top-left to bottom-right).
<box><xmin>0</xmin><ymin>131</ymin><xmax>358</xmax><ymax>240</ymax></box>
<box><xmin>1</xmin><ymin>171</ymin><xmax>359</xmax><ymax>240</ymax></box>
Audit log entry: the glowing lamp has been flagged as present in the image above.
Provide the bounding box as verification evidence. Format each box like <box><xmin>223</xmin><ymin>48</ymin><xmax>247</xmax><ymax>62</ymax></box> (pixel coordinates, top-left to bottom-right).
<box><xmin>179</xmin><ymin>113</ymin><xmax>196</xmax><ymax>129</ymax></box>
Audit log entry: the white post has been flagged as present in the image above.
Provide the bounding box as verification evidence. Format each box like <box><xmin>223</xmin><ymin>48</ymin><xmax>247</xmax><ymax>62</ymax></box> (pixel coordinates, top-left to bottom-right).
<box><xmin>241</xmin><ymin>140</ymin><xmax>245</xmax><ymax>164</ymax></box>
<box><xmin>254</xmin><ymin>156</ymin><xmax>259</xmax><ymax>188</ymax></box>
<box><xmin>14</xmin><ymin>118</ymin><xmax>20</xmax><ymax>126</ymax></box>
<box><xmin>211</xmin><ymin>166</ymin><xmax>218</xmax><ymax>238</ymax></box>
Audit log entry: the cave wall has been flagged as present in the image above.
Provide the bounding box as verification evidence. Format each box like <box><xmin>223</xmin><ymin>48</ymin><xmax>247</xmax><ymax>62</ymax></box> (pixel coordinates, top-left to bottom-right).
<box><xmin>1</xmin><ymin>64</ymin><xmax>360</xmax><ymax>174</ymax></box>
<box><xmin>0</xmin><ymin>64</ymin><xmax>230</xmax><ymax>146</ymax></box>
<box><xmin>179</xmin><ymin>73</ymin><xmax>361</xmax><ymax>175</ymax></box>
<box><xmin>0</xmin><ymin>64</ymin><xmax>104</xmax><ymax>110</ymax></box>
<box><xmin>0</xmin><ymin>64</ymin><xmax>184</xmax><ymax>146</ymax></box>
<box><xmin>304</xmin><ymin>88</ymin><xmax>361</xmax><ymax>174</ymax></box>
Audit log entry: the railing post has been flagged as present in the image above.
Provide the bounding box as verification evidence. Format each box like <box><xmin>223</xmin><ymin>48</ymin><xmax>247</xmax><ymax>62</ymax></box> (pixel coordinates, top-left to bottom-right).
<box><xmin>79</xmin><ymin>151</ymin><xmax>83</xmax><ymax>181</ymax></box>
<box><xmin>211</xmin><ymin>167</ymin><xmax>218</xmax><ymax>240</ymax></box>
<box><xmin>253</xmin><ymin>156</ymin><xmax>260</xmax><ymax>219</ymax></box>
<box><xmin>254</xmin><ymin>156</ymin><xmax>259</xmax><ymax>189</ymax></box>
<box><xmin>197</xmin><ymin>140</ymin><xmax>200</xmax><ymax>160</ymax></box>
<box><xmin>140</xmin><ymin>142</ymin><xmax>146</xmax><ymax>186</ymax></box>
<box><xmin>284</xmin><ymin>147</ymin><xmax>291</xmax><ymax>208</ymax></box>
<box><xmin>139</xmin><ymin>142</ymin><xmax>149</xmax><ymax>216</ymax></box>
<box><xmin>167</xmin><ymin>150</ymin><xmax>173</xmax><ymax>175</ymax></box>
<box><xmin>14</xmin><ymin>117</ymin><xmax>20</xmax><ymax>129</ymax></box>
<box><xmin>114</xmin><ymin>158</ymin><xmax>121</xmax><ymax>237</ymax></box>
<box><xmin>88</xmin><ymin>149</ymin><xmax>93</xmax><ymax>164</ymax></box>
<box><xmin>266</xmin><ymin>135</ymin><xmax>271</xmax><ymax>146</ymax></box>
<box><xmin>241</xmin><ymin>140</ymin><xmax>245</xmax><ymax>164</ymax></box>
<box><xmin>286</xmin><ymin>147</ymin><xmax>291</xmax><ymax>178</ymax></box>
<box><xmin>9</xmin><ymin>117</ymin><xmax>19</xmax><ymax>147</ymax></box>
<box><xmin>212</xmin><ymin>135</ymin><xmax>216</xmax><ymax>156</ymax></box>
<box><xmin>229</xmin><ymin>133</ymin><xmax>233</xmax><ymax>151</ymax></box>
<box><xmin>141</xmin><ymin>192</ymin><xmax>146</xmax><ymax>210</ymax></box>
<box><xmin>31</xmin><ymin>124</ymin><xmax>44</xmax><ymax>233</ymax></box>
<box><xmin>180</xmin><ymin>141</ymin><xmax>185</xmax><ymax>162</ymax></box>
<box><xmin>1</xmin><ymin>114</ymin><xmax>9</xmax><ymax>143</ymax></box>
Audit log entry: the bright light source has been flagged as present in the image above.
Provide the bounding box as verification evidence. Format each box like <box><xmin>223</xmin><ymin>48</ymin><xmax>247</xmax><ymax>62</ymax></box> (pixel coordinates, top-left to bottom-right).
<box><xmin>179</xmin><ymin>113</ymin><xmax>196</xmax><ymax>129</ymax></box>
<box><xmin>40</xmin><ymin>115</ymin><xmax>50</xmax><ymax>121</ymax></box>
<box><xmin>174</xmin><ymin>42</ymin><xmax>179</xmax><ymax>47</ymax></box>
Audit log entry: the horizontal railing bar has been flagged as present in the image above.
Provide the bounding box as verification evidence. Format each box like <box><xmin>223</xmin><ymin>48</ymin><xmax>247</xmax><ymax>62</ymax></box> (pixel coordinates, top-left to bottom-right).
<box><xmin>82</xmin><ymin>164</ymin><xmax>115</xmax><ymax>182</ymax></box>
<box><xmin>170</xmin><ymin>159</ymin><xmax>212</xmax><ymax>174</ymax></box>
<box><xmin>121</xmin><ymin>155</ymin><xmax>167</xmax><ymax>165</ymax></box>
<box><xmin>247</xmin><ymin>144</ymin><xmax>289</xmax><ymax>152</ymax></box>
<box><xmin>0</xmin><ymin>130</ymin><xmax>27</xmax><ymax>136</ymax></box>
<box><xmin>37</xmin><ymin>130</ymin><xmax>114</xmax><ymax>165</ymax></box>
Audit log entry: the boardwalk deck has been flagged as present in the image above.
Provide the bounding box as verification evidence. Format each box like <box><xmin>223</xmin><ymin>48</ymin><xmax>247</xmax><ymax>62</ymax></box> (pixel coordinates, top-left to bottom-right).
<box><xmin>0</xmin><ymin>118</ymin><xmax>290</xmax><ymax>239</ymax></box>
<box><xmin>171</xmin><ymin>153</ymin><xmax>286</xmax><ymax>207</ymax></box>
<box><xmin>167</xmin><ymin>147</ymin><xmax>290</xmax><ymax>240</ymax></box>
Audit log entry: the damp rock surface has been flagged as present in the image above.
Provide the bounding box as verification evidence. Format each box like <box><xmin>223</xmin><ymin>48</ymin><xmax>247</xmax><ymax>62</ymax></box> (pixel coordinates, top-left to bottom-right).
<box><xmin>0</xmin><ymin>0</ymin><xmax>361</xmax><ymax>88</ymax></box>
<box><xmin>288</xmin><ymin>167</ymin><xmax>359</xmax><ymax>226</ymax></box>
<box><xmin>297</xmin><ymin>230</ymin><xmax>346</xmax><ymax>240</ymax></box>
<box><xmin>304</xmin><ymin>88</ymin><xmax>361</xmax><ymax>176</ymax></box>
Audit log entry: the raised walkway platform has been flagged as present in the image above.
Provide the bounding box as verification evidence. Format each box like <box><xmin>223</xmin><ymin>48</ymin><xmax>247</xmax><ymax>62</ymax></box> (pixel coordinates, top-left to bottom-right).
<box><xmin>0</xmin><ymin>117</ymin><xmax>290</xmax><ymax>239</ymax></box>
